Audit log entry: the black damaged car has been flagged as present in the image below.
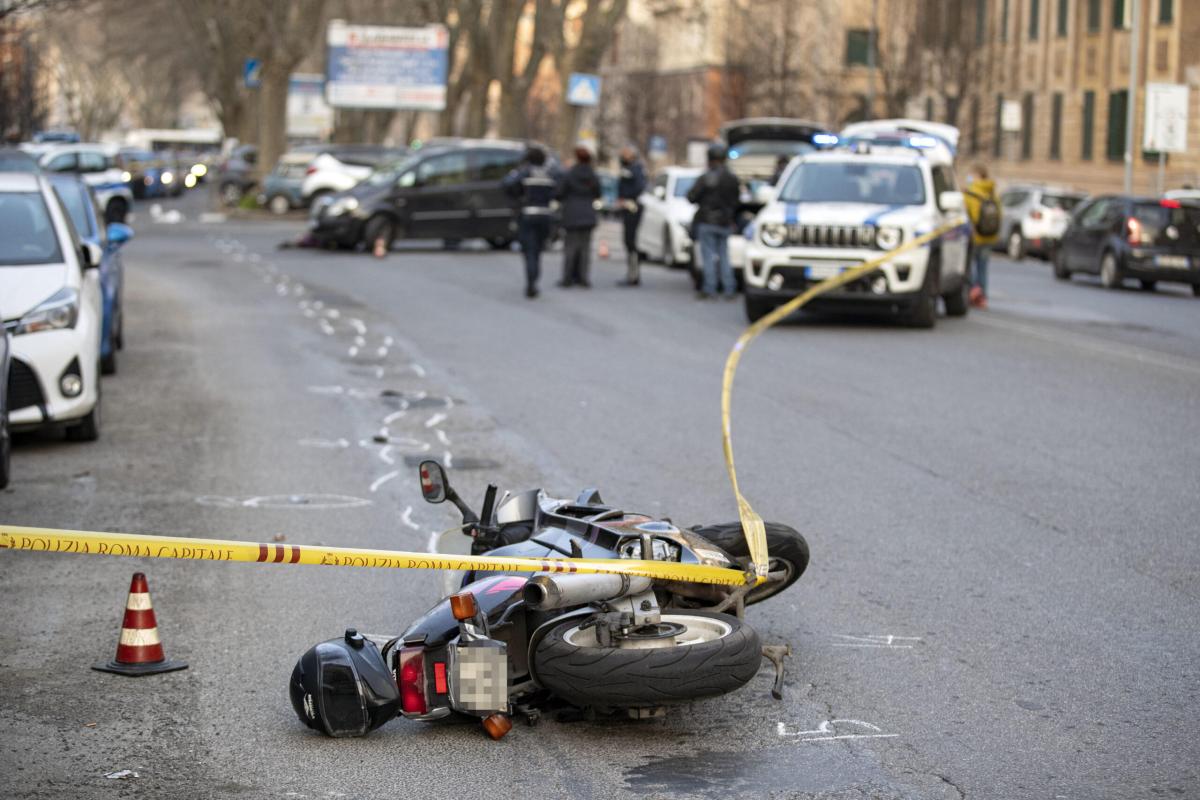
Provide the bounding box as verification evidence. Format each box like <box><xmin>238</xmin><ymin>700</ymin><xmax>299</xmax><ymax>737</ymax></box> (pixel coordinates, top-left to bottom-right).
<box><xmin>309</xmin><ymin>140</ymin><xmax>548</xmax><ymax>252</ymax></box>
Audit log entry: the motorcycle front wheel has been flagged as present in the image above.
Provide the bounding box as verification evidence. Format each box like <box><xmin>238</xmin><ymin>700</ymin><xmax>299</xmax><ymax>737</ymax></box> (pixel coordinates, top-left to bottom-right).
<box><xmin>689</xmin><ymin>521</ymin><xmax>809</xmax><ymax>605</ymax></box>
<box><xmin>531</xmin><ymin>611</ymin><xmax>760</xmax><ymax>711</ymax></box>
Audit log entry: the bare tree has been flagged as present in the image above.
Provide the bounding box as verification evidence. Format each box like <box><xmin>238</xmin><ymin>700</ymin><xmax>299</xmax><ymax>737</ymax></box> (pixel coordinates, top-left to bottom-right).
<box><xmin>917</xmin><ymin>0</ymin><xmax>985</xmax><ymax>127</ymax></box>
<box><xmin>41</xmin><ymin>4</ymin><xmax>128</xmax><ymax>139</ymax></box>
<box><xmin>549</xmin><ymin>0</ymin><xmax>628</xmax><ymax>153</ymax></box>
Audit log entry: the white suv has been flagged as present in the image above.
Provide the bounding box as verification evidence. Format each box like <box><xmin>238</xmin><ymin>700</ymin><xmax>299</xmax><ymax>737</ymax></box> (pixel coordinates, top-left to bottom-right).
<box><xmin>300</xmin><ymin>146</ymin><xmax>407</xmax><ymax>204</ymax></box>
<box><xmin>742</xmin><ymin>124</ymin><xmax>970</xmax><ymax>328</ymax></box>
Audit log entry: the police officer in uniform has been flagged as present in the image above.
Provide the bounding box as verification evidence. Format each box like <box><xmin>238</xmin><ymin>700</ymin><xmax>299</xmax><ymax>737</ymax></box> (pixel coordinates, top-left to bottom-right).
<box><xmin>503</xmin><ymin>146</ymin><xmax>560</xmax><ymax>298</ymax></box>
<box><xmin>615</xmin><ymin>145</ymin><xmax>647</xmax><ymax>287</ymax></box>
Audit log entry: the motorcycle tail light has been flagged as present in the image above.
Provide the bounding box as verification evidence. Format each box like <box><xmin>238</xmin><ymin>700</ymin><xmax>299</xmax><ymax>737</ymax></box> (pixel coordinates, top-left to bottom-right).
<box><xmin>397</xmin><ymin>646</ymin><xmax>428</xmax><ymax>714</ymax></box>
<box><xmin>433</xmin><ymin>661</ymin><xmax>448</xmax><ymax>694</ymax></box>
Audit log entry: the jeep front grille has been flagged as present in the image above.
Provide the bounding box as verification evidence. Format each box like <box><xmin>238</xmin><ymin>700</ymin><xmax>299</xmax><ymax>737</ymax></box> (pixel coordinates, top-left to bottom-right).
<box><xmin>784</xmin><ymin>224</ymin><xmax>875</xmax><ymax>248</ymax></box>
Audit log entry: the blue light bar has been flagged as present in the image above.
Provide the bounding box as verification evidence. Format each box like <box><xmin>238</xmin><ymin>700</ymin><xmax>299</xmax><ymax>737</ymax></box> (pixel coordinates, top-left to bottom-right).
<box><xmin>812</xmin><ymin>133</ymin><xmax>839</xmax><ymax>147</ymax></box>
<box><xmin>907</xmin><ymin>135</ymin><xmax>938</xmax><ymax>148</ymax></box>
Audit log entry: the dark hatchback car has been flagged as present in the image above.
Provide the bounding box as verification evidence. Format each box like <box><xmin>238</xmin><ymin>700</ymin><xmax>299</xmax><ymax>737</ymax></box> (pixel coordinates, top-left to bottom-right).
<box><xmin>309</xmin><ymin>141</ymin><xmax>539</xmax><ymax>251</ymax></box>
<box><xmin>1054</xmin><ymin>196</ymin><xmax>1200</xmax><ymax>296</ymax></box>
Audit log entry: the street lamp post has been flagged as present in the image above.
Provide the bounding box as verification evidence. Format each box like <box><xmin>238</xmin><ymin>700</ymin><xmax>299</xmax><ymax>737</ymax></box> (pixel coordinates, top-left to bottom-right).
<box><xmin>1124</xmin><ymin>0</ymin><xmax>1140</xmax><ymax>195</ymax></box>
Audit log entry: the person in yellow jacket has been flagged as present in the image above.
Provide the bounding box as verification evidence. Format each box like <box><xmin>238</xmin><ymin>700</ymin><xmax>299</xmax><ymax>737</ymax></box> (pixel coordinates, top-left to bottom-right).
<box><xmin>963</xmin><ymin>164</ymin><xmax>1000</xmax><ymax>309</ymax></box>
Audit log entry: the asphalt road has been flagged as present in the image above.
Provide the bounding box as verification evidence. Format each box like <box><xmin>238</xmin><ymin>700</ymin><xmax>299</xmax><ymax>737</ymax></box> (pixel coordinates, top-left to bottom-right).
<box><xmin>2</xmin><ymin>191</ymin><xmax>1197</xmax><ymax>800</ymax></box>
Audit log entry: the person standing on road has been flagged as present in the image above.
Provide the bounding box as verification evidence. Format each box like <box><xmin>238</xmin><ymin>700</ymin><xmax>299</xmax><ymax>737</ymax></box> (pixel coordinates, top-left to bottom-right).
<box><xmin>556</xmin><ymin>144</ymin><xmax>601</xmax><ymax>288</ymax></box>
<box><xmin>687</xmin><ymin>142</ymin><xmax>741</xmax><ymax>300</ymax></box>
<box><xmin>616</xmin><ymin>145</ymin><xmax>647</xmax><ymax>287</ymax></box>
<box><xmin>963</xmin><ymin>163</ymin><xmax>1000</xmax><ymax>310</ymax></box>
<box><xmin>502</xmin><ymin>146</ymin><xmax>559</xmax><ymax>299</ymax></box>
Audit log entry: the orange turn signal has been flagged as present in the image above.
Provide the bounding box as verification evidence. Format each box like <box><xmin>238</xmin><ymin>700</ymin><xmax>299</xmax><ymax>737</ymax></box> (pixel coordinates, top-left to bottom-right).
<box><xmin>450</xmin><ymin>591</ymin><xmax>478</xmax><ymax>621</ymax></box>
<box><xmin>482</xmin><ymin>713</ymin><xmax>513</xmax><ymax>740</ymax></box>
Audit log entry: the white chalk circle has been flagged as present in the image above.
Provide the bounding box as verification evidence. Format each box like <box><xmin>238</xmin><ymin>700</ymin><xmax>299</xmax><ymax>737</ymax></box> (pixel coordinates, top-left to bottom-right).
<box><xmin>196</xmin><ymin>494</ymin><xmax>372</xmax><ymax>510</ymax></box>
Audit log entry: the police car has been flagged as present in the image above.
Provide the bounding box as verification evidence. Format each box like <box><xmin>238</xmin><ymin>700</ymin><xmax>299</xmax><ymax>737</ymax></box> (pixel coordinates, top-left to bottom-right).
<box><xmin>742</xmin><ymin>120</ymin><xmax>971</xmax><ymax>328</ymax></box>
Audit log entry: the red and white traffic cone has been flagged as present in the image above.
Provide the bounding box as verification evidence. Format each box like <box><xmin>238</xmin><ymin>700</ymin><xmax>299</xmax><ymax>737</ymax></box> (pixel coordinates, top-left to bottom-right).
<box><xmin>597</xmin><ymin>241</ymin><xmax>610</xmax><ymax>260</ymax></box>
<box><xmin>92</xmin><ymin>572</ymin><xmax>187</xmax><ymax>676</ymax></box>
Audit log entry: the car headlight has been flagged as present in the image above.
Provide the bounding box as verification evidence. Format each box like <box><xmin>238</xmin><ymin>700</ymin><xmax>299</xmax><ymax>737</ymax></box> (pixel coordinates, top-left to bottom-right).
<box><xmin>13</xmin><ymin>288</ymin><xmax>79</xmax><ymax>335</ymax></box>
<box><xmin>875</xmin><ymin>226</ymin><xmax>902</xmax><ymax>250</ymax></box>
<box><xmin>760</xmin><ymin>223</ymin><xmax>788</xmax><ymax>248</ymax></box>
<box><xmin>191</xmin><ymin>163</ymin><xmax>207</xmax><ymax>177</ymax></box>
<box><xmin>328</xmin><ymin>196</ymin><xmax>359</xmax><ymax>216</ymax></box>
<box><xmin>121</xmin><ymin>170</ymin><xmax>132</xmax><ymax>182</ymax></box>
<box><xmin>161</xmin><ymin>171</ymin><xmax>174</xmax><ymax>184</ymax></box>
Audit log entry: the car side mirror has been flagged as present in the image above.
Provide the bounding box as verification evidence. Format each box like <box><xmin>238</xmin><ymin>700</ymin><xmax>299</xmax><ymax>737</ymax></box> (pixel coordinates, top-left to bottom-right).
<box><xmin>753</xmin><ymin>185</ymin><xmax>776</xmax><ymax>205</ymax></box>
<box><xmin>939</xmin><ymin>191</ymin><xmax>965</xmax><ymax>213</ymax></box>
<box><xmin>653</xmin><ymin>186</ymin><xmax>666</xmax><ymax>200</ymax></box>
<box><xmin>80</xmin><ymin>241</ymin><xmax>103</xmax><ymax>269</ymax></box>
<box><xmin>106</xmin><ymin>222</ymin><xmax>133</xmax><ymax>247</ymax></box>
<box><xmin>419</xmin><ymin>460</ymin><xmax>449</xmax><ymax>504</ymax></box>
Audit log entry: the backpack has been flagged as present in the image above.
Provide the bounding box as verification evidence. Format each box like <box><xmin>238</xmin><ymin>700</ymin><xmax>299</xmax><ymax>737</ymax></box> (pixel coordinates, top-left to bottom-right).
<box><xmin>967</xmin><ymin>190</ymin><xmax>1001</xmax><ymax>237</ymax></box>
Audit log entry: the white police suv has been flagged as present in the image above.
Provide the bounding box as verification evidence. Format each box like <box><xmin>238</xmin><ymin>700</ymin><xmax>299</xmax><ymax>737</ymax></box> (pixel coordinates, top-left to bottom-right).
<box><xmin>742</xmin><ymin>121</ymin><xmax>971</xmax><ymax>328</ymax></box>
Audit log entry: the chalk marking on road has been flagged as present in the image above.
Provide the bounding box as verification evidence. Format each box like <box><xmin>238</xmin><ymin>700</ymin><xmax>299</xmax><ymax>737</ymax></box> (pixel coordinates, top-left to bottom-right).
<box><xmin>443</xmin><ymin>396</ymin><xmax>455</xmax><ymax>410</ymax></box>
<box><xmin>425</xmin><ymin>412</ymin><xmax>447</xmax><ymax>428</ymax></box>
<box><xmin>443</xmin><ymin>450</ymin><xmax>454</xmax><ymax>469</ymax></box>
<box><xmin>369</xmin><ymin>471</ymin><xmax>400</xmax><ymax>493</ymax></box>
<box><xmin>974</xmin><ymin>313</ymin><xmax>1200</xmax><ymax>378</ymax></box>
<box><xmin>349</xmin><ymin>318</ymin><xmax>367</xmax><ymax>335</ymax></box>
<box><xmin>307</xmin><ymin>385</ymin><xmax>345</xmax><ymax>395</ymax></box>
<box><xmin>383</xmin><ymin>410</ymin><xmax>406</xmax><ymax>425</ymax></box>
<box><xmin>383</xmin><ymin>336</ymin><xmax>394</xmax><ymax>346</ymax></box>
<box><xmin>318</xmin><ymin>319</ymin><xmax>335</xmax><ymax>336</ymax></box>
<box><xmin>195</xmin><ymin>494</ymin><xmax>371</xmax><ymax>510</ymax></box>
<box><xmin>400</xmin><ymin>506</ymin><xmax>420</xmax><ymax>530</ymax></box>
<box><xmin>324</xmin><ymin>308</ymin><xmax>341</xmax><ymax>320</ymax></box>
<box><xmin>354</xmin><ymin>336</ymin><xmax>366</xmax><ymax>347</ymax></box>
<box><xmin>312</xmin><ymin>301</ymin><xmax>324</xmax><ymax>310</ymax></box>
<box><xmin>435</xmin><ymin>429</ymin><xmax>451</xmax><ymax>447</ymax></box>
<box><xmin>777</xmin><ymin>720</ymin><xmax>898</xmax><ymax>742</ymax></box>
<box><xmin>374</xmin><ymin>367</ymin><xmax>385</xmax><ymax>379</ymax></box>
<box><xmin>377</xmin><ymin>347</ymin><xmax>389</xmax><ymax>358</ymax></box>
<box><xmin>379</xmin><ymin>445</ymin><xmax>395</xmax><ymax>465</ymax></box>
<box><xmin>298</xmin><ymin>438</ymin><xmax>350</xmax><ymax>449</ymax></box>
<box><xmin>832</xmin><ymin>634</ymin><xmax>922</xmax><ymax>649</ymax></box>
<box><xmin>411</xmin><ymin>364</ymin><xmax>426</xmax><ymax>377</ymax></box>
<box><xmin>349</xmin><ymin>346</ymin><xmax>359</xmax><ymax>358</ymax></box>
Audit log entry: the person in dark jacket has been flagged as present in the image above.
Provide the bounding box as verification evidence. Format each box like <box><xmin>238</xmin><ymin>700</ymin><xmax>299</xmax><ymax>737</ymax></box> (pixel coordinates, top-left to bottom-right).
<box><xmin>502</xmin><ymin>146</ymin><xmax>560</xmax><ymax>298</ymax></box>
<box><xmin>556</xmin><ymin>144</ymin><xmax>601</xmax><ymax>288</ymax></box>
<box><xmin>615</xmin><ymin>145</ymin><xmax>647</xmax><ymax>287</ymax></box>
<box><xmin>686</xmin><ymin>142</ymin><xmax>741</xmax><ymax>299</ymax></box>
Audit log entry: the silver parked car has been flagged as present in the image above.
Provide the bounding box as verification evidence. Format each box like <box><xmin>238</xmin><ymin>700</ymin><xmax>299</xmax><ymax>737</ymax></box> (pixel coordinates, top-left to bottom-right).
<box><xmin>996</xmin><ymin>184</ymin><xmax>1087</xmax><ymax>261</ymax></box>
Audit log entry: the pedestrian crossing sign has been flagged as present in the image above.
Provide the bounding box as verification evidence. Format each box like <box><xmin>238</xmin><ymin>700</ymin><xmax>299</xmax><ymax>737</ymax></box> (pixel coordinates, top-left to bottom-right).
<box><xmin>567</xmin><ymin>73</ymin><xmax>601</xmax><ymax>107</ymax></box>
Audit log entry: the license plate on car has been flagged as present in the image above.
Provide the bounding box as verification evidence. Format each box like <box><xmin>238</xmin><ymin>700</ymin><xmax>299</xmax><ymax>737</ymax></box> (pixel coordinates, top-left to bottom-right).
<box><xmin>804</xmin><ymin>264</ymin><xmax>848</xmax><ymax>280</ymax></box>
<box><xmin>1155</xmin><ymin>255</ymin><xmax>1190</xmax><ymax>269</ymax></box>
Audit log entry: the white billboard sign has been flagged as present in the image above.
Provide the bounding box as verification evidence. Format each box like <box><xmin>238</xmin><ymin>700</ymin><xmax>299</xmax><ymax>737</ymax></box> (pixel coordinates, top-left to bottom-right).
<box><xmin>1143</xmin><ymin>82</ymin><xmax>1189</xmax><ymax>153</ymax></box>
<box><xmin>325</xmin><ymin>20</ymin><xmax>449</xmax><ymax>111</ymax></box>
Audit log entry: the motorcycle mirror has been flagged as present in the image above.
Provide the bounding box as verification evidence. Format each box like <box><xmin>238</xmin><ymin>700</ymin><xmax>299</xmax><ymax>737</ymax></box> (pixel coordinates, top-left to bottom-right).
<box><xmin>418</xmin><ymin>460</ymin><xmax>448</xmax><ymax>504</ymax></box>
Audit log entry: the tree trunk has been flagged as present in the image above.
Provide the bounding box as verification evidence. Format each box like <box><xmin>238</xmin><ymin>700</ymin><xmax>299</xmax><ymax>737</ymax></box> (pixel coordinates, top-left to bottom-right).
<box><xmin>256</xmin><ymin>63</ymin><xmax>289</xmax><ymax>181</ymax></box>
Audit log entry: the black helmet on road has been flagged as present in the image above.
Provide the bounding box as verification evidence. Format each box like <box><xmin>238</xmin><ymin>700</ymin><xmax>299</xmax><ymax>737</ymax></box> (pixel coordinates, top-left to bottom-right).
<box><xmin>707</xmin><ymin>141</ymin><xmax>728</xmax><ymax>162</ymax></box>
<box><xmin>289</xmin><ymin>629</ymin><xmax>401</xmax><ymax>737</ymax></box>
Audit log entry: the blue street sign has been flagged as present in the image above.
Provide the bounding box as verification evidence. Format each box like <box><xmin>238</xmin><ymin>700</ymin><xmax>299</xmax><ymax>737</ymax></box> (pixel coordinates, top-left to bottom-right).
<box><xmin>566</xmin><ymin>73</ymin><xmax>601</xmax><ymax>107</ymax></box>
<box><xmin>243</xmin><ymin>58</ymin><xmax>262</xmax><ymax>89</ymax></box>
<box><xmin>648</xmin><ymin>135</ymin><xmax>668</xmax><ymax>155</ymax></box>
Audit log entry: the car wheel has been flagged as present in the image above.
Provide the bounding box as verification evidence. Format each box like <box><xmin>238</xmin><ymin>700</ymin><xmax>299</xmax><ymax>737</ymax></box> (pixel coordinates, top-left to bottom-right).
<box><xmin>1138</xmin><ymin>279</ymin><xmax>1156</xmax><ymax>292</ymax></box>
<box><xmin>363</xmin><ymin>215</ymin><xmax>396</xmax><ymax>254</ymax></box>
<box><xmin>1193</xmin><ymin>284</ymin><xmax>1200</xmax><ymax>298</ymax></box>
<box><xmin>1053</xmin><ymin>248</ymin><xmax>1071</xmax><ymax>280</ymax></box>
<box><xmin>487</xmin><ymin>236</ymin><xmax>513</xmax><ymax>250</ymax></box>
<box><xmin>943</xmin><ymin>277</ymin><xmax>970</xmax><ymax>317</ymax></box>
<box><xmin>100</xmin><ymin>341</ymin><xmax>117</xmax><ymax>375</ymax></box>
<box><xmin>662</xmin><ymin>224</ymin><xmax>677</xmax><ymax>268</ymax></box>
<box><xmin>268</xmin><ymin>195</ymin><xmax>291</xmax><ymax>215</ymax></box>
<box><xmin>1007</xmin><ymin>230</ymin><xmax>1024</xmax><ymax>260</ymax></box>
<box><xmin>903</xmin><ymin>258</ymin><xmax>938</xmax><ymax>329</ymax></box>
<box><xmin>65</xmin><ymin>373</ymin><xmax>100</xmax><ymax>442</ymax></box>
<box><xmin>1099</xmin><ymin>252</ymin><xmax>1122</xmax><ymax>289</ymax></box>
<box><xmin>219</xmin><ymin>182</ymin><xmax>242</xmax><ymax>207</ymax></box>
<box><xmin>105</xmin><ymin>197</ymin><xmax>129</xmax><ymax>225</ymax></box>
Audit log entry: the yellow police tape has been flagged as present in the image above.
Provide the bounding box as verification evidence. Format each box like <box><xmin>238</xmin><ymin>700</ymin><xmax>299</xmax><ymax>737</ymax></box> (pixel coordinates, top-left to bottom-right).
<box><xmin>1</xmin><ymin>220</ymin><xmax>963</xmax><ymax>590</ymax></box>
<box><xmin>0</xmin><ymin>524</ymin><xmax>748</xmax><ymax>586</ymax></box>
<box><xmin>721</xmin><ymin>219</ymin><xmax>965</xmax><ymax>579</ymax></box>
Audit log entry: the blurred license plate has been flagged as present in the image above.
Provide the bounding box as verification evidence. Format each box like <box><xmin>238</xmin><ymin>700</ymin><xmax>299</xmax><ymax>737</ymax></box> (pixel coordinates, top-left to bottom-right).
<box><xmin>804</xmin><ymin>264</ymin><xmax>848</xmax><ymax>280</ymax></box>
<box><xmin>1155</xmin><ymin>255</ymin><xmax>1189</xmax><ymax>269</ymax></box>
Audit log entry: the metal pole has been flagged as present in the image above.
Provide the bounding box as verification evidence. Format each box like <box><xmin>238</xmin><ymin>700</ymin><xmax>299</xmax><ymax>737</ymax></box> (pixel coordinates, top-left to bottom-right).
<box><xmin>1124</xmin><ymin>0</ymin><xmax>1140</xmax><ymax>194</ymax></box>
<box><xmin>867</xmin><ymin>0</ymin><xmax>878</xmax><ymax>117</ymax></box>
<box><xmin>1158</xmin><ymin>150</ymin><xmax>1165</xmax><ymax>195</ymax></box>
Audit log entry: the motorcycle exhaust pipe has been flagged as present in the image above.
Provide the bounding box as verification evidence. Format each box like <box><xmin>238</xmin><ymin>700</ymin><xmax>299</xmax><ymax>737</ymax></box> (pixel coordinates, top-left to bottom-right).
<box><xmin>523</xmin><ymin>573</ymin><xmax>653</xmax><ymax>610</ymax></box>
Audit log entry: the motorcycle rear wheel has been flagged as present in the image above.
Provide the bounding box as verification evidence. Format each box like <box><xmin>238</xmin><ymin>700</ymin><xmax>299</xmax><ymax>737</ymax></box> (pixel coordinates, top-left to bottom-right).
<box><xmin>689</xmin><ymin>521</ymin><xmax>809</xmax><ymax>605</ymax></box>
<box><xmin>532</xmin><ymin>611</ymin><xmax>760</xmax><ymax>711</ymax></box>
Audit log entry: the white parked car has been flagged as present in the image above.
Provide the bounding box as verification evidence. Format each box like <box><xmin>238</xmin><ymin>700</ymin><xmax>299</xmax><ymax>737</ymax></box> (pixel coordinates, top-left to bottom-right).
<box><xmin>742</xmin><ymin>123</ymin><xmax>970</xmax><ymax>328</ymax></box>
<box><xmin>0</xmin><ymin>172</ymin><xmax>104</xmax><ymax>440</ymax></box>
<box><xmin>996</xmin><ymin>184</ymin><xmax>1088</xmax><ymax>260</ymax></box>
<box><xmin>35</xmin><ymin>143</ymin><xmax>134</xmax><ymax>223</ymax></box>
<box><xmin>300</xmin><ymin>145</ymin><xmax>407</xmax><ymax>204</ymax></box>
<box><xmin>635</xmin><ymin>167</ymin><xmax>701</xmax><ymax>267</ymax></box>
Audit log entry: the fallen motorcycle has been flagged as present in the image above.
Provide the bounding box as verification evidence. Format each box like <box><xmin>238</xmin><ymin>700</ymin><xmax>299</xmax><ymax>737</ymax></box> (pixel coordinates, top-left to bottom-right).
<box><xmin>290</xmin><ymin>461</ymin><xmax>809</xmax><ymax>739</ymax></box>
